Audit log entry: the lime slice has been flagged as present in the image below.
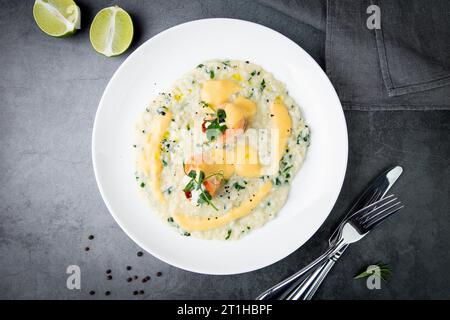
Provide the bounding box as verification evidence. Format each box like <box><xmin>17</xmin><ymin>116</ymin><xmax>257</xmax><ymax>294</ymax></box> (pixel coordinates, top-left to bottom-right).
<box><xmin>89</xmin><ymin>6</ymin><xmax>134</xmax><ymax>57</ymax></box>
<box><xmin>33</xmin><ymin>0</ymin><xmax>81</xmax><ymax>37</ymax></box>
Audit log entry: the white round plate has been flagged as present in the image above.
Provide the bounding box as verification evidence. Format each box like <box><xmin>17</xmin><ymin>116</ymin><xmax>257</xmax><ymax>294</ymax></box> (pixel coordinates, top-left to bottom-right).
<box><xmin>92</xmin><ymin>18</ymin><xmax>347</xmax><ymax>275</ymax></box>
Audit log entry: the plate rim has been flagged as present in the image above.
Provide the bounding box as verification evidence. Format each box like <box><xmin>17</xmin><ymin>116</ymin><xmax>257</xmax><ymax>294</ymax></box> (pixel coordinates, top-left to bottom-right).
<box><xmin>92</xmin><ymin>18</ymin><xmax>348</xmax><ymax>275</ymax></box>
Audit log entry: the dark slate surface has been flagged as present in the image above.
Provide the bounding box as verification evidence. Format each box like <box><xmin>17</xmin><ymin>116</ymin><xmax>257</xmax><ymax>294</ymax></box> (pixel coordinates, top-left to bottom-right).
<box><xmin>0</xmin><ymin>0</ymin><xmax>449</xmax><ymax>299</ymax></box>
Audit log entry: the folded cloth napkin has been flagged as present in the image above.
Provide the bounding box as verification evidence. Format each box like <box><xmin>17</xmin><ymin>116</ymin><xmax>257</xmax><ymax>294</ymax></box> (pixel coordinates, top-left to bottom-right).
<box><xmin>326</xmin><ymin>0</ymin><xmax>450</xmax><ymax>110</ymax></box>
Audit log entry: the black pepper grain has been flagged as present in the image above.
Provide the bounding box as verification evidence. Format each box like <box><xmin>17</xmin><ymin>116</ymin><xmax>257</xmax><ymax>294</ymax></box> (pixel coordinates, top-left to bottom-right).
<box><xmin>127</xmin><ymin>277</ymin><xmax>132</xmax><ymax>282</ymax></box>
<box><xmin>137</xmin><ymin>251</ymin><xmax>143</xmax><ymax>257</ymax></box>
<box><xmin>139</xmin><ymin>290</ymin><xmax>145</xmax><ymax>295</ymax></box>
<box><xmin>126</xmin><ymin>266</ymin><xmax>132</xmax><ymax>271</ymax></box>
<box><xmin>134</xmin><ymin>275</ymin><xmax>138</xmax><ymax>280</ymax></box>
<box><xmin>156</xmin><ymin>272</ymin><xmax>162</xmax><ymax>277</ymax></box>
<box><xmin>84</xmin><ymin>247</ymin><xmax>90</xmax><ymax>251</ymax></box>
<box><xmin>105</xmin><ymin>291</ymin><xmax>111</xmax><ymax>296</ymax></box>
<box><xmin>88</xmin><ymin>235</ymin><xmax>94</xmax><ymax>240</ymax></box>
<box><xmin>89</xmin><ymin>290</ymin><xmax>95</xmax><ymax>295</ymax></box>
<box><xmin>106</xmin><ymin>269</ymin><xmax>111</xmax><ymax>274</ymax></box>
<box><xmin>107</xmin><ymin>275</ymin><xmax>112</xmax><ymax>280</ymax></box>
<box><xmin>133</xmin><ymin>290</ymin><xmax>138</xmax><ymax>295</ymax></box>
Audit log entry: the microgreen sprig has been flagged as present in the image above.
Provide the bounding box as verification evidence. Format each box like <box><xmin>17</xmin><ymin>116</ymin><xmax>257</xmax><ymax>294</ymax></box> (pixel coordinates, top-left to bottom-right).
<box><xmin>203</xmin><ymin>108</ymin><xmax>227</xmax><ymax>141</ymax></box>
<box><xmin>182</xmin><ymin>163</ymin><xmax>222</xmax><ymax>211</ymax></box>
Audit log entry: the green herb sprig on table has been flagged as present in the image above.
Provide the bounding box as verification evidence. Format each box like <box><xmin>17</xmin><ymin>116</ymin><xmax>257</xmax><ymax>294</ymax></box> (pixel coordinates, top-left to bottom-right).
<box><xmin>354</xmin><ymin>263</ymin><xmax>392</xmax><ymax>282</ymax></box>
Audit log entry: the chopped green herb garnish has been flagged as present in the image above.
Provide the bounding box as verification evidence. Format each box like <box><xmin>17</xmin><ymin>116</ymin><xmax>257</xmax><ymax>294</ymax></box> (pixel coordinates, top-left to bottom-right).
<box><xmin>225</xmin><ymin>229</ymin><xmax>232</xmax><ymax>240</ymax></box>
<box><xmin>183</xmin><ymin>232</ymin><xmax>191</xmax><ymax>236</ymax></box>
<box><xmin>197</xmin><ymin>64</ymin><xmax>204</xmax><ymax>68</ymax></box>
<box><xmin>233</xmin><ymin>182</ymin><xmax>245</xmax><ymax>190</ymax></box>
<box><xmin>162</xmin><ymin>159</ymin><xmax>168</xmax><ymax>167</ymax></box>
<box><xmin>157</xmin><ymin>106</ymin><xmax>167</xmax><ymax>115</ymax></box>
<box><xmin>204</xmin><ymin>108</ymin><xmax>227</xmax><ymax>141</ymax></box>
<box><xmin>197</xmin><ymin>171</ymin><xmax>205</xmax><ymax>189</ymax></box>
<box><xmin>297</xmin><ymin>127</ymin><xmax>311</xmax><ymax>145</ymax></box>
<box><xmin>188</xmin><ymin>170</ymin><xmax>196</xmax><ymax>179</ymax></box>
<box><xmin>167</xmin><ymin>217</ymin><xmax>174</xmax><ymax>223</ymax></box>
<box><xmin>140</xmin><ymin>182</ymin><xmax>145</xmax><ymax>188</ymax></box>
<box><xmin>275</xmin><ymin>177</ymin><xmax>281</xmax><ymax>186</ymax></box>
<box><xmin>164</xmin><ymin>186</ymin><xmax>173</xmax><ymax>195</ymax></box>
<box><xmin>260</xmin><ymin>79</ymin><xmax>266</xmax><ymax>92</ymax></box>
<box><xmin>183</xmin><ymin>180</ymin><xmax>195</xmax><ymax>193</ymax></box>
<box><xmin>200</xmin><ymin>100</ymin><xmax>211</xmax><ymax>109</ymax></box>
<box><xmin>209</xmin><ymin>70</ymin><xmax>215</xmax><ymax>79</ymax></box>
<box><xmin>217</xmin><ymin>109</ymin><xmax>226</xmax><ymax>122</ymax></box>
<box><xmin>248</xmin><ymin>70</ymin><xmax>257</xmax><ymax>82</ymax></box>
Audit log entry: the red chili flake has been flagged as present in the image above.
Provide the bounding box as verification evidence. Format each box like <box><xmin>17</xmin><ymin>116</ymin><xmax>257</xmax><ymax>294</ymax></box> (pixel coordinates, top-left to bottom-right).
<box><xmin>201</xmin><ymin>121</ymin><xmax>207</xmax><ymax>133</ymax></box>
<box><xmin>184</xmin><ymin>191</ymin><xmax>192</xmax><ymax>199</ymax></box>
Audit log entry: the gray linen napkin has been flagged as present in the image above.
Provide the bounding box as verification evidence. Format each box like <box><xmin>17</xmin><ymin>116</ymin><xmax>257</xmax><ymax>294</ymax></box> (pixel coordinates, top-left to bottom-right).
<box><xmin>326</xmin><ymin>0</ymin><xmax>450</xmax><ymax>110</ymax></box>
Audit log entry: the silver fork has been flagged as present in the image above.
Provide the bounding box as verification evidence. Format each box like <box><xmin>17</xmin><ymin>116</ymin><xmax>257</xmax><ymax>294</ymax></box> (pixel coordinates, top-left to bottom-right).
<box><xmin>256</xmin><ymin>195</ymin><xmax>404</xmax><ymax>300</ymax></box>
<box><xmin>291</xmin><ymin>166</ymin><xmax>403</xmax><ymax>300</ymax></box>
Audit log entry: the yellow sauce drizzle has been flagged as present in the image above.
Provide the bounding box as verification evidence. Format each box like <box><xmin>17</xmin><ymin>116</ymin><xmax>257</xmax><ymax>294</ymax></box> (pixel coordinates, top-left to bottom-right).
<box><xmin>173</xmin><ymin>181</ymin><xmax>272</xmax><ymax>232</ymax></box>
<box><xmin>138</xmin><ymin>110</ymin><xmax>173</xmax><ymax>203</ymax></box>
<box><xmin>270</xmin><ymin>98</ymin><xmax>292</xmax><ymax>162</ymax></box>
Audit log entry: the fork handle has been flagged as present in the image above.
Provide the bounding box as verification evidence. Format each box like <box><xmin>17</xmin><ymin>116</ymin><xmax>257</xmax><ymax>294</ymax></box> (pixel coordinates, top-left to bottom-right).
<box><xmin>255</xmin><ymin>244</ymin><xmax>337</xmax><ymax>300</ymax></box>
<box><xmin>284</xmin><ymin>244</ymin><xmax>349</xmax><ymax>300</ymax></box>
<box><xmin>256</xmin><ymin>239</ymin><xmax>347</xmax><ymax>300</ymax></box>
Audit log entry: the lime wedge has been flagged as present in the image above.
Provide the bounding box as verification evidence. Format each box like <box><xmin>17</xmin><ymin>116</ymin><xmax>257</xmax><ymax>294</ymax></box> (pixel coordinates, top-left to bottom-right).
<box><xmin>33</xmin><ymin>0</ymin><xmax>81</xmax><ymax>37</ymax></box>
<box><xmin>89</xmin><ymin>6</ymin><xmax>134</xmax><ymax>57</ymax></box>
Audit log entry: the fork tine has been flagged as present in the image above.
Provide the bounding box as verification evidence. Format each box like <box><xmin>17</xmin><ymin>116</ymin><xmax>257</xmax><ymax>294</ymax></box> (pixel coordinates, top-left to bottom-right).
<box><xmin>364</xmin><ymin>203</ymin><xmax>404</xmax><ymax>230</ymax></box>
<box><xmin>351</xmin><ymin>194</ymin><xmax>395</xmax><ymax>218</ymax></box>
<box><xmin>357</xmin><ymin>196</ymin><xmax>398</xmax><ymax>221</ymax></box>
<box><xmin>360</xmin><ymin>201</ymin><xmax>402</xmax><ymax>225</ymax></box>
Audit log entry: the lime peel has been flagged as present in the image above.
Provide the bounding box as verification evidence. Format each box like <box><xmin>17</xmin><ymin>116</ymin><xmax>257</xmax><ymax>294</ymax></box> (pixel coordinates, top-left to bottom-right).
<box><xmin>33</xmin><ymin>0</ymin><xmax>80</xmax><ymax>37</ymax></box>
<box><xmin>89</xmin><ymin>6</ymin><xmax>134</xmax><ymax>57</ymax></box>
